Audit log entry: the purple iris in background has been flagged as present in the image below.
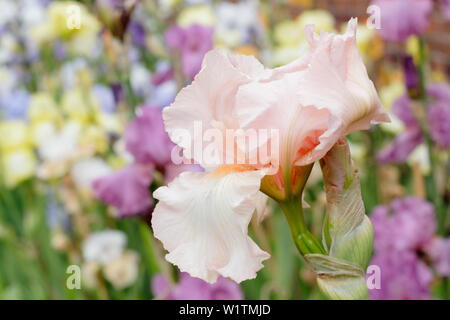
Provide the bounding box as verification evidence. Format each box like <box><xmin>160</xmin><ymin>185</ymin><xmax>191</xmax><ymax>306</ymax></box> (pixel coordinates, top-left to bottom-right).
<box><xmin>92</xmin><ymin>106</ymin><xmax>200</xmax><ymax>217</ymax></box>
<box><xmin>371</xmin><ymin>0</ymin><xmax>433</xmax><ymax>42</ymax></box>
<box><xmin>0</xmin><ymin>89</ymin><xmax>29</xmax><ymax>120</ymax></box>
<box><xmin>92</xmin><ymin>84</ymin><xmax>116</xmax><ymax>113</ymax></box>
<box><xmin>378</xmin><ymin>83</ymin><xmax>450</xmax><ymax>164</ymax></box>
<box><xmin>370</xmin><ymin>197</ymin><xmax>450</xmax><ymax>300</ymax></box>
<box><xmin>151</xmin><ymin>273</ymin><xmax>243</xmax><ymax>300</ymax></box>
<box><xmin>164</xmin><ymin>24</ymin><xmax>214</xmax><ymax>80</ymax></box>
<box><xmin>129</xmin><ymin>21</ymin><xmax>146</xmax><ymax>48</ymax></box>
<box><xmin>442</xmin><ymin>0</ymin><xmax>450</xmax><ymax>20</ymax></box>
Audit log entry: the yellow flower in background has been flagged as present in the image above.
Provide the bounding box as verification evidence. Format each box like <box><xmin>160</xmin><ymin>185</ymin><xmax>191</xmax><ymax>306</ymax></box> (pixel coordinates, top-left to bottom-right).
<box><xmin>345</xmin><ymin>23</ymin><xmax>384</xmax><ymax>62</ymax></box>
<box><xmin>62</xmin><ymin>88</ymin><xmax>100</xmax><ymax>124</ymax></box>
<box><xmin>379</xmin><ymin>81</ymin><xmax>405</xmax><ymax>112</ymax></box>
<box><xmin>296</xmin><ymin>9</ymin><xmax>335</xmax><ymax>33</ymax></box>
<box><xmin>177</xmin><ymin>5</ymin><xmax>216</xmax><ymax>27</ymax></box>
<box><xmin>272</xmin><ymin>44</ymin><xmax>306</xmax><ymax>67</ymax></box>
<box><xmin>272</xmin><ymin>19</ymin><xmax>304</xmax><ymax>66</ymax></box>
<box><xmin>30</xmin><ymin>121</ymin><xmax>57</xmax><ymax>147</ymax></box>
<box><xmin>234</xmin><ymin>44</ymin><xmax>259</xmax><ymax>57</ymax></box>
<box><xmin>96</xmin><ymin>112</ymin><xmax>123</xmax><ymax>134</ymax></box>
<box><xmin>1</xmin><ymin>149</ymin><xmax>36</xmax><ymax>188</ymax></box>
<box><xmin>79</xmin><ymin>125</ymin><xmax>109</xmax><ymax>154</ymax></box>
<box><xmin>406</xmin><ymin>36</ymin><xmax>421</xmax><ymax>64</ymax></box>
<box><xmin>28</xmin><ymin>92</ymin><xmax>61</xmax><ymax>124</ymax></box>
<box><xmin>32</xmin><ymin>1</ymin><xmax>100</xmax><ymax>55</ymax></box>
<box><xmin>431</xmin><ymin>71</ymin><xmax>447</xmax><ymax>83</ymax></box>
<box><xmin>274</xmin><ymin>20</ymin><xmax>304</xmax><ymax>46</ymax></box>
<box><xmin>50</xmin><ymin>1</ymin><xmax>100</xmax><ymax>40</ymax></box>
<box><xmin>272</xmin><ymin>10</ymin><xmax>336</xmax><ymax>66</ymax></box>
<box><xmin>0</xmin><ymin>121</ymin><xmax>31</xmax><ymax>152</ymax></box>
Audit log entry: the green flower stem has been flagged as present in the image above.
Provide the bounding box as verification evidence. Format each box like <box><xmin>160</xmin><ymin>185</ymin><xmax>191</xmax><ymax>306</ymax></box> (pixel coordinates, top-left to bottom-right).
<box><xmin>417</xmin><ymin>37</ymin><xmax>446</xmax><ymax>235</ymax></box>
<box><xmin>279</xmin><ymin>197</ymin><xmax>326</xmax><ymax>256</ymax></box>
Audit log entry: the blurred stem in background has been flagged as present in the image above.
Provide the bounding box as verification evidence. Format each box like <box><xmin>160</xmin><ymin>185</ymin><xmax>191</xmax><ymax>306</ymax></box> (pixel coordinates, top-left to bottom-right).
<box><xmin>417</xmin><ymin>37</ymin><xmax>446</xmax><ymax>236</ymax></box>
<box><xmin>417</xmin><ymin>37</ymin><xmax>449</xmax><ymax>299</ymax></box>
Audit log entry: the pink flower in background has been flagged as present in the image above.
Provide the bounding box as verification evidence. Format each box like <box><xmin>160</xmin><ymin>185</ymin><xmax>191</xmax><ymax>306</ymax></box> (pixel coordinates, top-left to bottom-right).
<box><xmin>371</xmin><ymin>0</ymin><xmax>433</xmax><ymax>42</ymax></box>
<box><xmin>152</xmin><ymin>273</ymin><xmax>243</xmax><ymax>300</ymax></box>
<box><xmin>125</xmin><ymin>106</ymin><xmax>174</xmax><ymax>167</ymax></box>
<box><xmin>428</xmin><ymin>101</ymin><xmax>450</xmax><ymax>149</ymax></box>
<box><xmin>427</xmin><ymin>83</ymin><xmax>450</xmax><ymax>149</ymax></box>
<box><xmin>165</xmin><ymin>24</ymin><xmax>214</xmax><ymax>79</ymax></box>
<box><xmin>93</xmin><ymin>106</ymin><xmax>200</xmax><ymax>217</ymax></box>
<box><xmin>370</xmin><ymin>251</ymin><xmax>433</xmax><ymax>300</ymax></box>
<box><xmin>152</xmin><ymin>19</ymin><xmax>389</xmax><ymax>284</ymax></box>
<box><xmin>371</xmin><ymin>196</ymin><xmax>436</xmax><ymax>252</ymax></box>
<box><xmin>378</xmin><ymin>83</ymin><xmax>450</xmax><ymax>163</ymax></box>
<box><xmin>369</xmin><ymin>197</ymin><xmax>450</xmax><ymax>300</ymax></box>
<box><xmin>424</xmin><ymin>238</ymin><xmax>450</xmax><ymax>277</ymax></box>
<box><xmin>441</xmin><ymin>0</ymin><xmax>450</xmax><ymax>20</ymax></box>
<box><xmin>92</xmin><ymin>164</ymin><xmax>154</xmax><ymax>217</ymax></box>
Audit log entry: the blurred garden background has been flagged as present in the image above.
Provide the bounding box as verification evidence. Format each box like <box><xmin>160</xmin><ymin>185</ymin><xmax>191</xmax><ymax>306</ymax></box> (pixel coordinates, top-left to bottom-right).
<box><xmin>0</xmin><ymin>0</ymin><xmax>449</xmax><ymax>299</ymax></box>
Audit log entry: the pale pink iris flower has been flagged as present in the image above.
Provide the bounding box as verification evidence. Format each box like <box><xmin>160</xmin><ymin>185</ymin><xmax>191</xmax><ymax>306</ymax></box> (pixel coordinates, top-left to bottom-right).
<box><xmin>151</xmin><ymin>19</ymin><xmax>389</xmax><ymax>284</ymax></box>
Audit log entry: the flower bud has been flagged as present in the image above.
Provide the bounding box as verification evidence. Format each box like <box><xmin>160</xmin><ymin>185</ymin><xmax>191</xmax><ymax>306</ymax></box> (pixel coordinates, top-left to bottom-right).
<box><xmin>305</xmin><ymin>139</ymin><xmax>374</xmax><ymax>299</ymax></box>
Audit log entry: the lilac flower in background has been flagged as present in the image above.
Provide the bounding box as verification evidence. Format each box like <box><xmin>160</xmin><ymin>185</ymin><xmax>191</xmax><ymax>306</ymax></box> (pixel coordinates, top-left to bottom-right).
<box><xmin>152</xmin><ymin>62</ymin><xmax>174</xmax><ymax>86</ymax></box>
<box><xmin>148</xmin><ymin>61</ymin><xmax>177</xmax><ymax>107</ymax></box>
<box><xmin>428</xmin><ymin>82</ymin><xmax>450</xmax><ymax>102</ymax></box>
<box><xmin>111</xmin><ymin>83</ymin><xmax>124</xmax><ymax>105</ymax></box>
<box><xmin>165</xmin><ymin>24</ymin><xmax>214</xmax><ymax>79</ymax></box>
<box><xmin>129</xmin><ymin>21</ymin><xmax>146</xmax><ymax>48</ymax></box>
<box><xmin>152</xmin><ymin>273</ymin><xmax>243</xmax><ymax>300</ymax></box>
<box><xmin>0</xmin><ymin>89</ymin><xmax>29</xmax><ymax>120</ymax></box>
<box><xmin>378</xmin><ymin>83</ymin><xmax>450</xmax><ymax>163</ymax></box>
<box><xmin>92</xmin><ymin>105</ymin><xmax>200</xmax><ymax>217</ymax></box>
<box><xmin>371</xmin><ymin>196</ymin><xmax>436</xmax><ymax>252</ymax></box>
<box><xmin>371</xmin><ymin>0</ymin><xmax>432</xmax><ymax>42</ymax></box>
<box><xmin>368</xmin><ymin>196</ymin><xmax>449</xmax><ymax>300</ymax></box>
<box><xmin>46</xmin><ymin>190</ymin><xmax>72</xmax><ymax>232</ymax></box>
<box><xmin>441</xmin><ymin>0</ymin><xmax>450</xmax><ymax>20</ymax></box>
<box><xmin>403</xmin><ymin>56</ymin><xmax>420</xmax><ymax>94</ymax></box>
<box><xmin>92</xmin><ymin>84</ymin><xmax>116</xmax><ymax>113</ymax></box>
<box><xmin>148</xmin><ymin>80</ymin><xmax>178</xmax><ymax>109</ymax></box>
<box><xmin>92</xmin><ymin>164</ymin><xmax>154</xmax><ymax>217</ymax></box>
<box><xmin>377</xmin><ymin>96</ymin><xmax>423</xmax><ymax>164</ymax></box>
<box><xmin>370</xmin><ymin>250</ymin><xmax>433</xmax><ymax>300</ymax></box>
<box><xmin>377</xmin><ymin>128</ymin><xmax>423</xmax><ymax>164</ymax></box>
<box><xmin>428</xmin><ymin>101</ymin><xmax>450</xmax><ymax>149</ymax></box>
<box><xmin>424</xmin><ymin>238</ymin><xmax>450</xmax><ymax>277</ymax></box>
<box><xmin>125</xmin><ymin>106</ymin><xmax>174</xmax><ymax>167</ymax></box>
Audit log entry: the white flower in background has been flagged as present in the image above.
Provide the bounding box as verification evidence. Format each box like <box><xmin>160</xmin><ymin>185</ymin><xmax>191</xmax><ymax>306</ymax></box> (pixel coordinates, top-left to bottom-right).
<box><xmin>0</xmin><ymin>32</ymin><xmax>19</xmax><ymax>64</ymax></box>
<box><xmin>0</xmin><ymin>67</ymin><xmax>18</xmax><ymax>98</ymax></box>
<box><xmin>104</xmin><ymin>250</ymin><xmax>140</xmax><ymax>290</ymax></box>
<box><xmin>130</xmin><ymin>63</ymin><xmax>152</xmax><ymax>97</ymax></box>
<box><xmin>60</xmin><ymin>59</ymin><xmax>89</xmax><ymax>91</ymax></box>
<box><xmin>71</xmin><ymin>157</ymin><xmax>112</xmax><ymax>190</ymax></box>
<box><xmin>19</xmin><ymin>0</ymin><xmax>46</xmax><ymax>27</ymax></box>
<box><xmin>1</xmin><ymin>149</ymin><xmax>36</xmax><ymax>187</ymax></box>
<box><xmin>177</xmin><ymin>5</ymin><xmax>216</xmax><ymax>27</ymax></box>
<box><xmin>82</xmin><ymin>230</ymin><xmax>127</xmax><ymax>265</ymax></box>
<box><xmin>0</xmin><ymin>0</ymin><xmax>18</xmax><ymax>26</ymax></box>
<box><xmin>38</xmin><ymin>121</ymin><xmax>81</xmax><ymax>163</ymax></box>
<box><xmin>215</xmin><ymin>0</ymin><xmax>261</xmax><ymax>47</ymax></box>
<box><xmin>408</xmin><ymin>144</ymin><xmax>430</xmax><ymax>174</ymax></box>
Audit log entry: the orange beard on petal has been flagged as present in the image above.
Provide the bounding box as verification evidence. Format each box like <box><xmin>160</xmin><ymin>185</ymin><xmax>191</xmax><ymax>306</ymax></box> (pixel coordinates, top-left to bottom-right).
<box><xmin>209</xmin><ymin>164</ymin><xmax>257</xmax><ymax>178</ymax></box>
